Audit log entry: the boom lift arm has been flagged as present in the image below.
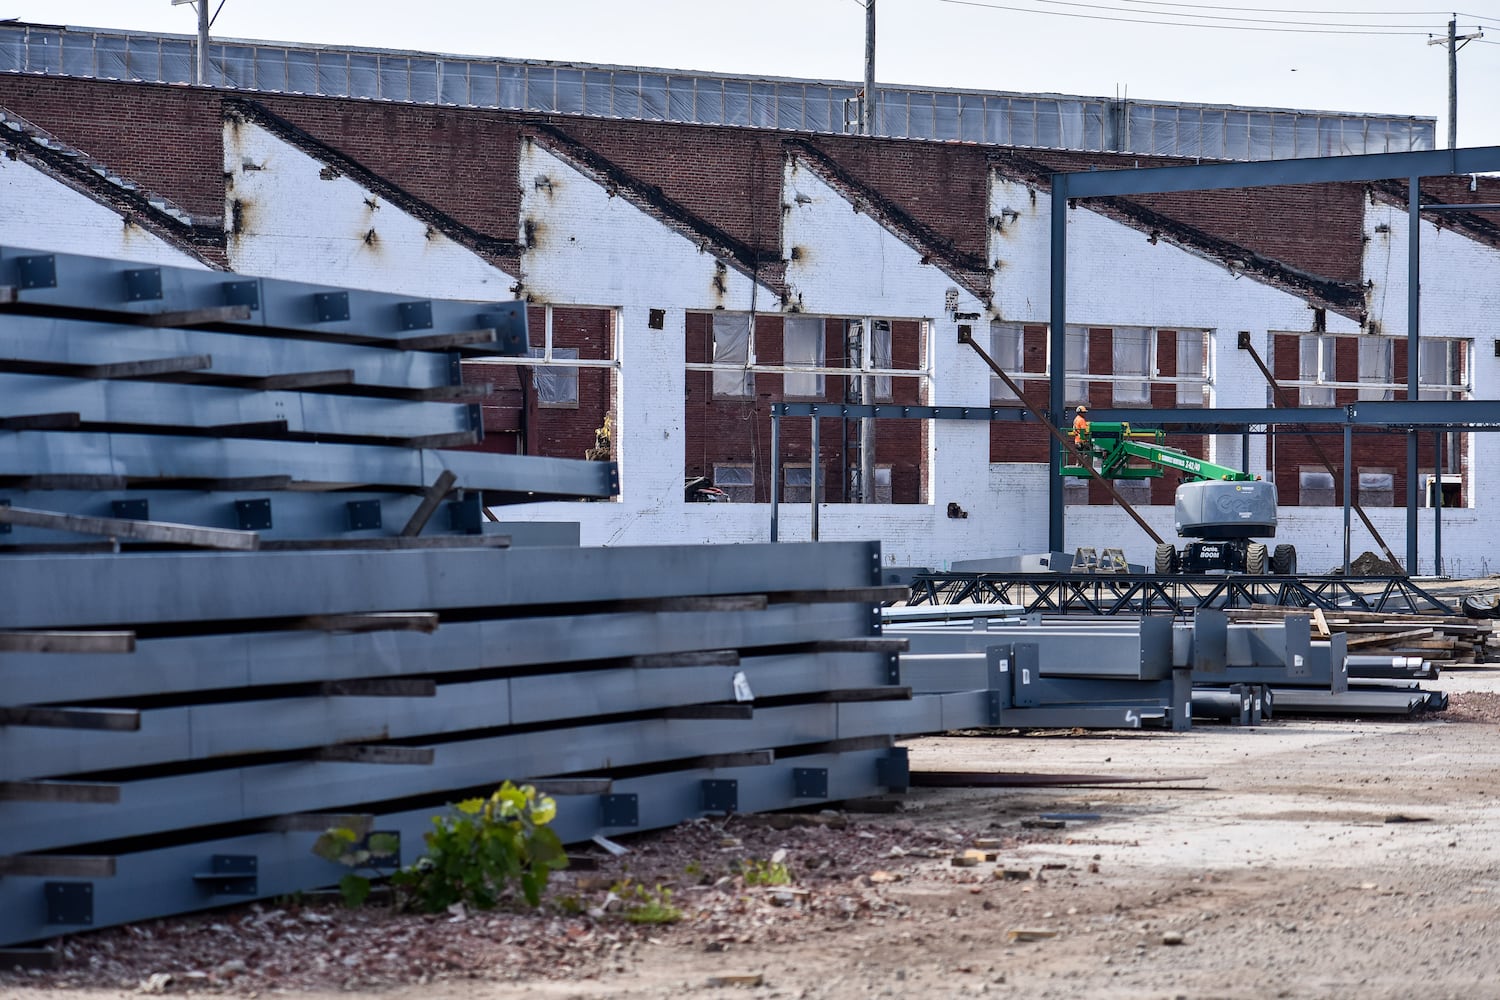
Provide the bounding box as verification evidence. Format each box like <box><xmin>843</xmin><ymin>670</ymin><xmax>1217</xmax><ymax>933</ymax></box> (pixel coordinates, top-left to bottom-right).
<box><xmin>1060</xmin><ymin>422</ymin><xmax>1256</xmax><ymax>484</ymax></box>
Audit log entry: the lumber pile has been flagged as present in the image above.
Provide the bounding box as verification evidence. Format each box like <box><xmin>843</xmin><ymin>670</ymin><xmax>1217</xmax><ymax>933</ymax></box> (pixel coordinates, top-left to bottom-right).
<box><xmin>1229</xmin><ymin>604</ymin><xmax>1493</xmax><ymax>671</ymax></box>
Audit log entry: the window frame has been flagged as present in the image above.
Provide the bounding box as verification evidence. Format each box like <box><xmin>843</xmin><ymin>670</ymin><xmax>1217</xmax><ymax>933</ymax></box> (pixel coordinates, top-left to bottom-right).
<box><xmin>712</xmin><ymin>462</ymin><xmax>755</xmax><ymax>502</ymax></box>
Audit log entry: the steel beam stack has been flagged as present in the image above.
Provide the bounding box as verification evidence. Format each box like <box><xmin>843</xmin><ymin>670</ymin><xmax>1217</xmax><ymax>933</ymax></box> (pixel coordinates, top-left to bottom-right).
<box><xmin>0</xmin><ymin>248</ymin><xmax>910</xmax><ymax>947</ymax></box>
<box><xmin>890</xmin><ymin>608</ymin><xmax>1448</xmax><ymax>727</ymax></box>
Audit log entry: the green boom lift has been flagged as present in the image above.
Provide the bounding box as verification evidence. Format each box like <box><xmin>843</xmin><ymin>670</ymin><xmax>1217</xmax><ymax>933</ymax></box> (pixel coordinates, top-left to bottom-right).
<box><xmin>1062</xmin><ymin>421</ymin><xmax>1296</xmax><ymax>575</ymax></box>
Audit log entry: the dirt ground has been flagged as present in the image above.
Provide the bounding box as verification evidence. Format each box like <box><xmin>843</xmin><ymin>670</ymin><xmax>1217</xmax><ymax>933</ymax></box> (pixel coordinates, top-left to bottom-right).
<box><xmin>7</xmin><ymin>586</ymin><xmax>1500</xmax><ymax>999</ymax></box>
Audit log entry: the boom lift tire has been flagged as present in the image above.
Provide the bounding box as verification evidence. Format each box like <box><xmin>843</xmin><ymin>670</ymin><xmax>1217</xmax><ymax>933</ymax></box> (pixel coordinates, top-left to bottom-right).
<box><xmin>1246</xmin><ymin>542</ymin><xmax>1268</xmax><ymax>575</ymax></box>
<box><xmin>1154</xmin><ymin>543</ymin><xmax>1178</xmax><ymax>575</ymax></box>
<box><xmin>1271</xmin><ymin>544</ymin><xmax>1297</xmax><ymax>575</ymax></box>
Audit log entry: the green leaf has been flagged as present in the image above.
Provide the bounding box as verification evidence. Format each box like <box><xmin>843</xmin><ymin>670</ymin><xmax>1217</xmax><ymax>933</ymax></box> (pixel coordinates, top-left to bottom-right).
<box><xmin>529</xmin><ymin>795</ymin><xmax>557</xmax><ymax>826</ymax></box>
<box><xmin>456</xmin><ymin>797</ymin><xmax>485</xmax><ymax>815</ymax></box>
<box><xmin>366</xmin><ymin>832</ymin><xmax>401</xmax><ymax>858</ymax></box>
<box><xmin>339</xmin><ymin>873</ymin><xmax>372</xmax><ymax>908</ymax></box>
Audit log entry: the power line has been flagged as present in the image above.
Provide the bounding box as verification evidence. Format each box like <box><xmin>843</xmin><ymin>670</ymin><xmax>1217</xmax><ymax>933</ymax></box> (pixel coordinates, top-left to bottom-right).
<box><xmin>1114</xmin><ymin>0</ymin><xmax>1452</xmax><ymax>16</ymax></box>
<box><xmin>935</xmin><ymin>0</ymin><xmax>1445</xmax><ymax>34</ymax></box>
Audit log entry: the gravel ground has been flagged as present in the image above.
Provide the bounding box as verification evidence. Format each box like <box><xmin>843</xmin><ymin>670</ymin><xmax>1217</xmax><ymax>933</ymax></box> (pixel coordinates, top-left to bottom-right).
<box><xmin>7</xmin><ymin>654</ymin><xmax>1500</xmax><ymax>999</ymax></box>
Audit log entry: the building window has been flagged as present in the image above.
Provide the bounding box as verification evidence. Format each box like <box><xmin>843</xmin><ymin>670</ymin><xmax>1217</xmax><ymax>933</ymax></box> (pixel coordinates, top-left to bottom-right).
<box><xmin>1418</xmin><ymin>339</ymin><xmax>1463</xmax><ymax>400</ymax></box>
<box><xmin>528</xmin><ymin>347</ymin><xmax>579</xmax><ymax>407</ymax></box>
<box><xmin>713</xmin><ymin>463</ymin><xmax>755</xmax><ymax>502</ymax></box>
<box><xmin>783</xmin><ymin>316</ymin><xmax>824</xmax><ymax>398</ymax></box>
<box><xmin>1358</xmin><ymin>470</ymin><xmax>1394</xmax><ymax>507</ymax></box>
<box><xmin>1063</xmin><ymin>478</ymin><xmax>1088</xmax><ymax>506</ymax></box>
<box><xmin>874</xmin><ymin>465</ymin><xmax>893</xmax><ymax>504</ymax></box>
<box><xmin>1299</xmin><ymin>468</ymin><xmax>1335</xmax><ymax>506</ymax></box>
<box><xmin>1112</xmin><ymin>328</ymin><xmax>1152</xmax><ymax>405</ymax></box>
<box><xmin>1424</xmin><ymin>475</ymin><xmax>1462</xmax><ymax>508</ymax></box>
<box><xmin>872</xmin><ymin>320</ymin><xmax>893</xmax><ymax>401</ymax></box>
<box><xmin>989</xmin><ymin>322</ymin><xmax>1023</xmax><ymax>402</ymax></box>
<box><xmin>1176</xmin><ymin>331</ymin><xmax>1208</xmax><ymax>407</ymax></box>
<box><xmin>1066</xmin><ymin>327</ymin><xmax>1089</xmax><ymax>406</ymax></box>
<box><xmin>1299</xmin><ymin>335</ymin><xmax>1335</xmax><ymax>406</ymax></box>
<box><xmin>712</xmin><ymin>313</ymin><xmax>754</xmax><ymax>398</ymax></box>
<box><xmin>1357</xmin><ymin>338</ymin><xmax>1393</xmax><ymax>401</ymax></box>
<box><xmin>1111</xmin><ymin>478</ymin><xmax>1152</xmax><ymax>506</ymax></box>
<box><xmin>782</xmin><ymin>464</ymin><xmax>824</xmax><ymax>503</ymax></box>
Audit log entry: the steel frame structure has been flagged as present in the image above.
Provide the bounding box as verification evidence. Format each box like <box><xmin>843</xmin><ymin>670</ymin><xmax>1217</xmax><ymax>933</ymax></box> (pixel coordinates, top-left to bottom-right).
<box><xmin>1048</xmin><ymin>144</ymin><xmax>1500</xmax><ymax>571</ymax></box>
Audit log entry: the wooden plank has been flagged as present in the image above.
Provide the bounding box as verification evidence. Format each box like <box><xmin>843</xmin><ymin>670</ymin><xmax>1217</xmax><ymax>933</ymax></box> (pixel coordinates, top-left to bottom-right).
<box><xmin>615</xmin><ymin>595</ymin><xmax>770</xmax><ymax>613</ymax></box>
<box><xmin>0</xmin><ymin>412</ymin><xmax>81</xmax><ymax>431</ymax></box>
<box><xmin>1312</xmin><ymin>607</ymin><xmax>1331</xmax><ymax>640</ymax></box>
<box><xmin>298</xmin><ymin>612</ymin><xmax>440</xmax><ymax>634</ymax></box>
<box><xmin>804</xmin><ymin>686</ymin><xmax>914</xmax><ymax>703</ymax></box>
<box><xmin>0</xmin><ymin>630</ymin><xmax>135</xmax><ymax>653</ymax></box>
<box><xmin>810</xmin><ymin>638</ymin><xmax>911</xmax><ymax>653</ymax></box>
<box><xmin>400</xmin><ymin>430</ymin><xmax>480</xmax><ymax>449</ymax></box>
<box><xmin>314</xmin><ymin>745</ymin><xmax>436</xmax><ymax>765</ymax></box>
<box><xmin>1239</xmin><ymin>604</ymin><xmax>1469</xmax><ymax>625</ymax></box>
<box><xmin>0</xmin><ymin>781</ymin><xmax>120</xmax><ymax>804</ymax></box>
<box><xmin>528</xmin><ymin>778</ymin><xmax>613</xmax><ymax>796</ymax></box>
<box><xmin>0</xmin><ymin>706</ymin><xmax>141</xmax><ymax>731</ymax></box>
<box><xmin>247</xmin><ymin>369</ymin><xmax>355</xmax><ymax>390</ymax></box>
<box><xmin>0</xmin><ymin>855</ymin><xmax>116</xmax><ymax>878</ymax></box>
<box><xmin>261</xmin><ymin>813</ymin><xmax>374</xmax><ymax>834</ymax></box>
<box><xmin>626</xmin><ymin>650</ymin><xmax>740</xmax><ymax>669</ymax></box>
<box><xmin>262</xmin><ymin>536</ymin><xmax>510</xmax><ymax>551</ymax></box>
<box><xmin>0</xmin><ymin>504</ymin><xmax>260</xmax><ymax>551</ymax></box>
<box><xmin>391</xmin><ymin>327</ymin><xmax>497</xmax><ymax>351</ymax></box>
<box><xmin>209</xmin><ymin>419</ymin><xmax>290</xmax><ymax>437</ymax></box>
<box><xmin>659</xmin><ymin>704</ymin><xmax>755</xmax><ymax>720</ymax></box>
<box><xmin>770</xmin><ymin>585</ymin><xmax>910</xmax><ymax>605</ymax></box>
<box><xmin>139</xmin><ymin>304</ymin><xmax>253</xmax><ymax>327</ymax></box>
<box><xmin>319</xmin><ymin>678</ymin><xmax>438</xmax><ymax>697</ymax></box>
<box><xmin>400</xmin><ymin>469</ymin><xmax>458</xmax><ymax>537</ymax></box>
<box><xmin>1346</xmin><ymin>628</ymin><xmax>1436</xmax><ymax>649</ymax></box>
<box><xmin>77</xmin><ymin>354</ymin><xmax>213</xmax><ymax>379</ymax></box>
<box><xmin>683</xmin><ymin>750</ymin><xmax>774</xmax><ymax>769</ymax></box>
<box><xmin>0</xmin><ymin>947</ymin><xmax>60</xmax><ymax>970</ymax></box>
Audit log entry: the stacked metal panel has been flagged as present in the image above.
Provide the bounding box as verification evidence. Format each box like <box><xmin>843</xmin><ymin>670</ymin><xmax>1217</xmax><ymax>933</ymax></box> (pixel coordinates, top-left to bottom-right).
<box><xmin>0</xmin><ymin>248</ymin><xmax>910</xmax><ymax>947</ymax></box>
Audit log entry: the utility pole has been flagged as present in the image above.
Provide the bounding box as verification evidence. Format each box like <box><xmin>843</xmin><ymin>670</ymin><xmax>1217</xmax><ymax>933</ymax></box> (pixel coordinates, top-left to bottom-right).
<box><xmin>1428</xmin><ymin>16</ymin><xmax>1484</xmax><ymax>148</ymax></box>
<box><xmin>171</xmin><ymin>0</ymin><xmax>219</xmax><ymax>86</ymax></box>
<box><xmin>863</xmin><ymin>0</ymin><xmax>876</xmax><ymax>135</ymax></box>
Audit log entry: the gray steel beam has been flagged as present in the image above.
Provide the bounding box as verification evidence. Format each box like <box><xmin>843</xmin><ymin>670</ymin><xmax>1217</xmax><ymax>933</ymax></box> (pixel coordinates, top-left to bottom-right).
<box><xmin>1</xmin><ymin>651</ymin><xmax>894</xmax><ymax>781</ymax></box>
<box><xmin>0</xmin><ymin>373</ymin><xmax>476</xmax><ymax>442</ymax></box>
<box><xmin>0</xmin><ymin>246</ymin><xmax>529</xmax><ymax>353</ymax></box>
<box><xmin>771</xmin><ymin>403</ymin><xmax>1038</xmax><ymax>422</ymax></box>
<box><xmin>0</xmin><ymin>749</ymin><xmax>891</xmax><ymax>947</ymax></box>
<box><xmin>0</xmin><ymin>313</ymin><xmax>455</xmax><ymax>389</ymax></box>
<box><xmin>0</xmin><ymin>430</ymin><xmax>617</xmax><ymax>499</ymax></box>
<box><xmin>1059</xmin><ymin>145</ymin><xmax>1500</xmax><ymax>199</ymax></box>
<box><xmin>0</xmin><ymin>542</ymin><xmax>880</xmax><ymax>629</ymax></box>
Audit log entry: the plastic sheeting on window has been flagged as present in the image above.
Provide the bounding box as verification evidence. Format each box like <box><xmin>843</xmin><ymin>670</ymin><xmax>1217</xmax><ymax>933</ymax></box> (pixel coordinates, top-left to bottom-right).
<box><xmin>0</xmin><ymin>24</ymin><xmax>27</xmax><ymax>73</ymax></box>
<box><xmin>713</xmin><ymin>463</ymin><xmax>755</xmax><ymax>502</ymax></box>
<box><xmin>1065</xmin><ymin>327</ymin><xmax>1089</xmax><ymax>406</ymax></box>
<box><xmin>989</xmin><ymin>322</ymin><xmax>1023</xmax><ymax>403</ymax></box>
<box><xmin>319</xmin><ymin>53</ymin><xmax>350</xmax><ymax>98</ymax></box>
<box><xmin>712</xmin><ymin>313</ymin><xmax>754</xmax><ymax>398</ymax></box>
<box><xmin>556</xmin><ymin>69</ymin><xmax>584</xmax><ymax>115</ymax></box>
<box><xmin>1175</xmin><ymin>332</ymin><xmax>1209</xmax><ymax>408</ymax></box>
<box><xmin>525</xmin><ymin>68</ymin><xmax>555</xmax><ymax>113</ymax></box>
<box><xmin>286</xmin><ymin>49</ymin><xmax>317</xmax><ymax>94</ymax></box>
<box><xmin>873</xmin><ymin>321</ymin><xmax>893</xmax><ymax>401</ymax></box>
<box><xmin>783</xmin><ymin>316</ymin><xmax>824</xmax><ymax>399</ymax></box>
<box><xmin>528</xmin><ymin>348</ymin><xmax>579</xmax><ymax>406</ymax></box>
<box><xmin>669</xmin><ymin>77</ymin><xmax>696</xmax><ymax>122</ymax></box>
<box><xmin>440</xmin><ymin>61</ymin><xmax>470</xmax><ymax>106</ymax></box>
<box><xmin>639</xmin><ymin>74</ymin><xmax>666</xmax><ymax>120</ymax></box>
<box><xmin>1112</xmin><ymin>328</ymin><xmax>1152</xmax><ymax>405</ymax></box>
<box><xmin>1357</xmin><ymin>338</ymin><xmax>1394</xmax><ymax>401</ymax></box>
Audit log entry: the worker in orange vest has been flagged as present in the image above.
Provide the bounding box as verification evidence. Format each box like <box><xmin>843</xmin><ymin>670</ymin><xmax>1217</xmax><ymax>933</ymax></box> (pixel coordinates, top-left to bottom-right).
<box><xmin>1070</xmin><ymin>404</ymin><xmax>1090</xmax><ymax>447</ymax></box>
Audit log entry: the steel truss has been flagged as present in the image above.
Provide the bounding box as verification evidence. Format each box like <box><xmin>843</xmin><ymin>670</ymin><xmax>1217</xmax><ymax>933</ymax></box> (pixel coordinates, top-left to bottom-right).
<box><xmin>904</xmin><ymin>572</ymin><xmax>1456</xmax><ymax>616</ymax></box>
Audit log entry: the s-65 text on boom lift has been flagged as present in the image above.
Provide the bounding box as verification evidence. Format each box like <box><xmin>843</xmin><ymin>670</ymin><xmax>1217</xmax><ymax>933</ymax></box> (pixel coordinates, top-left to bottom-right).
<box><xmin>1061</xmin><ymin>421</ymin><xmax>1296</xmax><ymax>576</ymax></box>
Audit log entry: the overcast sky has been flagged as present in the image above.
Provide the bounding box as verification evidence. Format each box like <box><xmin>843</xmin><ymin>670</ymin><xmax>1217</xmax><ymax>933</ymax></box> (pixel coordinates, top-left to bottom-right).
<box><xmin>10</xmin><ymin>1</ymin><xmax>1500</xmax><ymax>148</ymax></box>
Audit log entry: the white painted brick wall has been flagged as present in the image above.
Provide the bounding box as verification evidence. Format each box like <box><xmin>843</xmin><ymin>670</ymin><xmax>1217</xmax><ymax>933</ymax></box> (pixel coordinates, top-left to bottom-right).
<box><xmin>0</xmin><ymin>155</ymin><xmax>208</xmax><ymax>268</ymax></box>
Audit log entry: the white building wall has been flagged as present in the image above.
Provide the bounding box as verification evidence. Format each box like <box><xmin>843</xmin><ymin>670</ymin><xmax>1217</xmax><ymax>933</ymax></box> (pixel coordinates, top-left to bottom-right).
<box><xmin>223</xmin><ymin>121</ymin><xmax>514</xmax><ymax>300</ymax></box>
<box><xmin>0</xmin><ymin>155</ymin><xmax>207</xmax><ymax>269</ymax></box>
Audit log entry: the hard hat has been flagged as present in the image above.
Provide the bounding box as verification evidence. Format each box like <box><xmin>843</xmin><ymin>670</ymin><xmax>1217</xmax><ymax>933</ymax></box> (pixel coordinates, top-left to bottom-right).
<box><xmin>1076</xmin><ymin>405</ymin><xmax>1088</xmax><ymax>414</ymax></box>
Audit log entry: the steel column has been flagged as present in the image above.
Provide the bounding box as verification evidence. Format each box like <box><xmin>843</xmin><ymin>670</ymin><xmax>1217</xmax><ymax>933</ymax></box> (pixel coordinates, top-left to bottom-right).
<box><xmin>769</xmin><ymin>409</ymin><xmax>780</xmax><ymax>542</ymax></box>
<box><xmin>1048</xmin><ymin>173</ymin><xmax>1069</xmax><ymax>552</ymax></box>
<box><xmin>1343</xmin><ymin>423</ymin><xmax>1352</xmax><ymax>576</ymax></box>
<box><xmin>1407</xmin><ymin>176</ymin><xmax>1421</xmax><ymax>573</ymax></box>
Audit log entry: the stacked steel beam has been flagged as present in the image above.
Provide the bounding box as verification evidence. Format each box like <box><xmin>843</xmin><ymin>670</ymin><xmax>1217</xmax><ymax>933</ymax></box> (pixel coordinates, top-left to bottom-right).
<box><xmin>0</xmin><ymin>248</ymin><xmax>911</xmax><ymax>947</ymax></box>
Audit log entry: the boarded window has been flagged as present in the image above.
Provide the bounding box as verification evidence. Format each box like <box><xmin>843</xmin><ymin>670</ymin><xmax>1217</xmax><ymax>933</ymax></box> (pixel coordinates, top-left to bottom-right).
<box><xmin>1358</xmin><ymin>470</ymin><xmax>1394</xmax><ymax>507</ymax></box>
<box><xmin>782</xmin><ymin>464</ymin><xmax>823</xmax><ymax>503</ymax></box>
<box><xmin>712</xmin><ymin>313</ymin><xmax>754</xmax><ymax>398</ymax></box>
<box><xmin>783</xmin><ymin>316</ymin><xmax>824</xmax><ymax>398</ymax></box>
<box><xmin>1299</xmin><ymin>468</ymin><xmax>1335</xmax><ymax>506</ymax></box>
<box><xmin>1112</xmin><ymin>328</ymin><xmax>1152</xmax><ymax>405</ymax></box>
<box><xmin>989</xmin><ymin>322</ymin><xmax>1023</xmax><ymax>402</ymax></box>
<box><xmin>713</xmin><ymin>463</ymin><xmax>755</xmax><ymax>502</ymax></box>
